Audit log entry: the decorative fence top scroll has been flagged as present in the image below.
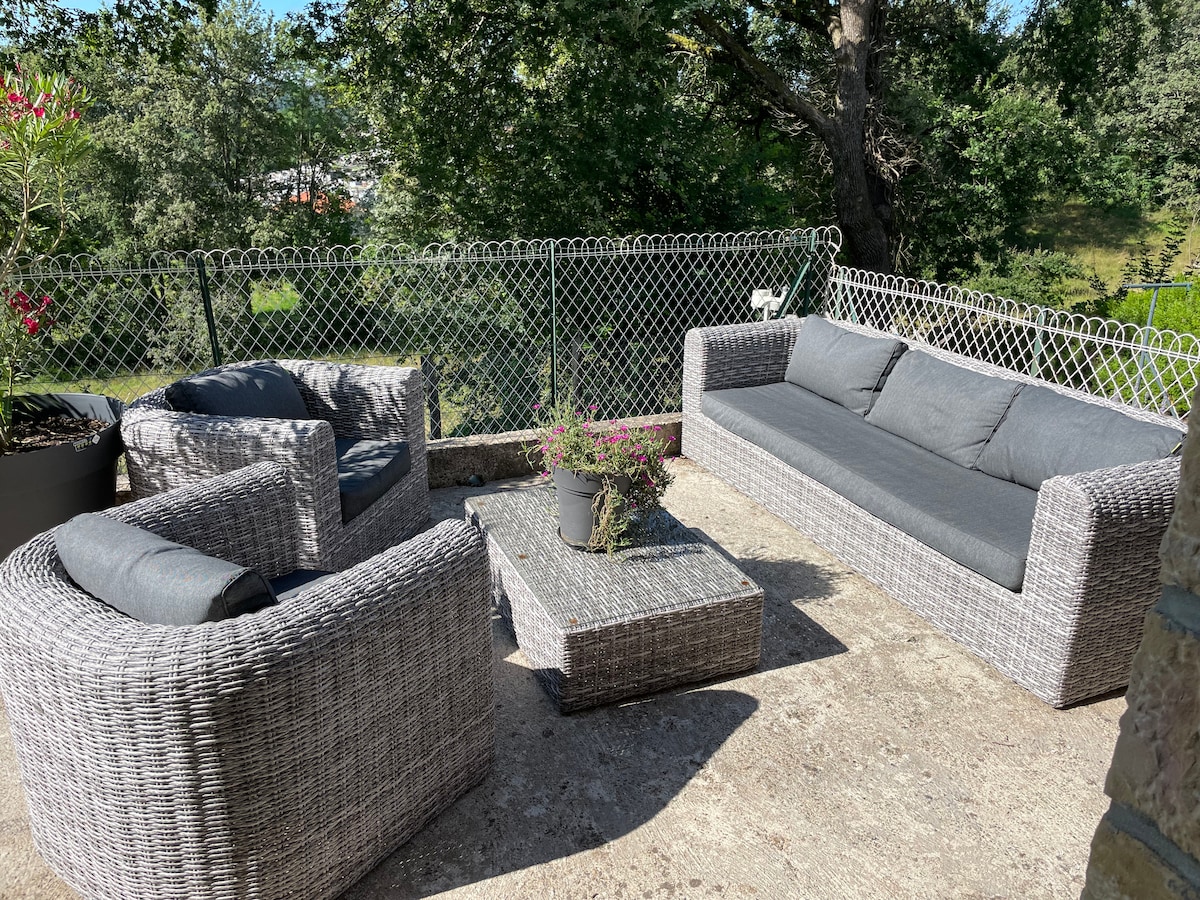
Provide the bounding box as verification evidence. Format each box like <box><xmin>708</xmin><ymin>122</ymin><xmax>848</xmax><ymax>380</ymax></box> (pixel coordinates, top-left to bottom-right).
<box><xmin>826</xmin><ymin>267</ymin><xmax>1200</xmax><ymax>418</ymax></box>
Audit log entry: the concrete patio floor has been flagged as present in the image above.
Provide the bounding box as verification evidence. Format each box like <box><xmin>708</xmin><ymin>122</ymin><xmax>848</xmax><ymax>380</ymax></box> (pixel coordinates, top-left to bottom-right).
<box><xmin>0</xmin><ymin>458</ymin><xmax>1123</xmax><ymax>899</ymax></box>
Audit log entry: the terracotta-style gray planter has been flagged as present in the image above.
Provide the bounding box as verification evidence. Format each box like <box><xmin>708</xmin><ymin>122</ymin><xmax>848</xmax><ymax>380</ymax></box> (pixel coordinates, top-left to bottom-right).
<box><xmin>0</xmin><ymin>393</ymin><xmax>124</xmax><ymax>560</ymax></box>
<box><xmin>552</xmin><ymin>467</ymin><xmax>631</xmax><ymax>550</ymax></box>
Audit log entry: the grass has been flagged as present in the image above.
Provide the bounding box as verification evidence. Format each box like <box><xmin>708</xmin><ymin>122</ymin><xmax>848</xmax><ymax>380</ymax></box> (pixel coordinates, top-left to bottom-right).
<box><xmin>1022</xmin><ymin>201</ymin><xmax>1196</xmax><ymax>289</ymax></box>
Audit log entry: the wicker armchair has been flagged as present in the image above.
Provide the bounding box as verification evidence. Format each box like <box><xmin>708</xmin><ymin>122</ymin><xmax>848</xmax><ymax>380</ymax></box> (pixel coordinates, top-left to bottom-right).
<box><xmin>0</xmin><ymin>462</ymin><xmax>495</xmax><ymax>900</ymax></box>
<box><xmin>122</xmin><ymin>359</ymin><xmax>430</xmax><ymax>570</ymax></box>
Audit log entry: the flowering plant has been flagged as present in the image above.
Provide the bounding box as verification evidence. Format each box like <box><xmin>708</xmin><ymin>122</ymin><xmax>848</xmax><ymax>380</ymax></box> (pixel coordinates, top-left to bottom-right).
<box><xmin>526</xmin><ymin>404</ymin><xmax>675</xmax><ymax>552</ymax></box>
<box><xmin>0</xmin><ymin>66</ymin><xmax>91</xmax><ymax>454</ymax></box>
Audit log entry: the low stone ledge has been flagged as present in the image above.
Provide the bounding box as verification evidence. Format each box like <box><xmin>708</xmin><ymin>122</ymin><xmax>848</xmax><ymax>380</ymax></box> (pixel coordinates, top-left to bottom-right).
<box><xmin>426</xmin><ymin>413</ymin><xmax>682</xmax><ymax>489</ymax></box>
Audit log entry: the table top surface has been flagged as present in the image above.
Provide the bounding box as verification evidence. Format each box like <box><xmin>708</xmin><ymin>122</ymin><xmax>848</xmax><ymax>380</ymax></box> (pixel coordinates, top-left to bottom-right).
<box><xmin>465</xmin><ymin>485</ymin><xmax>762</xmax><ymax>632</ymax></box>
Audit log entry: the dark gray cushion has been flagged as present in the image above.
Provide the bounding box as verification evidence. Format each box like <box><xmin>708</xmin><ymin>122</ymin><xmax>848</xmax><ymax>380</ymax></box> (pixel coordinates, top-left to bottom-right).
<box><xmin>166</xmin><ymin>361</ymin><xmax>309</xmax><ymax>420</ymax></box>
<box><xmin>866</xmin><ymin>351</ymin><xmax>1022</xmax><ymax>468</ymax></box>
<box><xmin>337</xmin><ymin>438</ymin><xmax>412</xmax><ymax>523</ymax></box>
<box><xmin>55</xmin><ymin>514</ymin><xmax>276</xmax><ymax>625</ymax></box>
<box><xmin>703</xmin><ymin>383</ymin><xmax>1038</xmax><ymax>590</ymax></box>
<box><xmin>269</xmin><ymin>569</ymin><xmax>336</xmax><ymax>601</ymax></box>
<box><xmin>784</xmin><ymin>315</ymin><xmax>907</xmax><ymax>415</ymax></box>
<box><xmin>976</xmin><ymin>384</ymin><xmax>1184</xmax><ymax>489</ymax></box>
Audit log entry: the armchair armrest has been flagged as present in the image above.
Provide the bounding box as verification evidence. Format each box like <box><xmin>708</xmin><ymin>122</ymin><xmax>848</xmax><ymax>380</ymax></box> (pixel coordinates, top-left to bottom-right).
<box><xmin>682</xmin><ymin>319</ymin><xmax>803</xmax><ymax>412</ymax></box>
<box><xmin>107</xmin><ymin>461</ymin><xmax>301</xmax><ymax>580</ymax></box>
<box><xmin>124</xmin><ymin>408</ymin><xmax>338</xmax><ymax>492</ymax></box>
<box><xmin>122</xmin><ymin>410</ymin><xmax>342</xmax><ymax>562</ymax></box>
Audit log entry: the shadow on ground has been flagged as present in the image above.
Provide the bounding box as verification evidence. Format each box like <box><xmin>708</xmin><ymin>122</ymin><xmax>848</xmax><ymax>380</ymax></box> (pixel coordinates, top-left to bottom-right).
<box><xmin>345</xmin><ymin>619</ymin><xmax>759</xmax><ymax>898</ymax></box>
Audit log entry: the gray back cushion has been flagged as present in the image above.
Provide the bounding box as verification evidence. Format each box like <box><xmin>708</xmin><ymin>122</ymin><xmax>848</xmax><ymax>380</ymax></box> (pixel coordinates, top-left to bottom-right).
<box><xmin>976</xmin><ymin>384</ymin><xmax>1184</xmax><ymax>489</ymax></box>
<box><xmin>335</xmin><ymin>438</ymin><xmax>412</xmax><ymax>523</ymax></box>
<box><xmin>784</xmin><ymin>315</ymin><xmax>907</xmax><ymax>415</ymax></box>
<box><xmin>56</xmin><ymin>513</ymin><xmax>276</xmax><ymax>625</ymax></box>
<box><xmin>866</xmin><ymin>350</ymin><xmax>1022</xmax><ymax>468</ymax></box>
<box><xmin>166</xmin><ymin>361</ymin><xmax>309</xmax><ymax>420</ymax></box>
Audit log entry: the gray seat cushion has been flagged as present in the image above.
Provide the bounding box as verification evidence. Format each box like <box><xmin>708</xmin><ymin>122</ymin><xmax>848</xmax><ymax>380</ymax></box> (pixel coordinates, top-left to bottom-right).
<box><xmin>784</xmin><ymin>315</ymin><xmax>907</xmax><ymax>415</ymax></box>
<box><xmin>866</xmin><ymin>350</ymin><xmax>1022</xmax><ymax>468</ymax></box>
<box><xmin>703</xmin><ymin>382</ymin><xmax>1039</xmax><ymax>590</ymax></box>
<box><xmin>270</xmin><ymin>569</ymin><xmax>336</xmax><ymax>601</ymax></box>
<box><xmin>55</xmin><ymin>513</ymin><xmax>276</xmax><ymax>625</ymax></box>
<box><xmin>166</xmin><ymin>361</ymin><xmax>309</xmax><ymax>420</ymax></box>
<box><xmin>336</xmin><ymin>438</ymin><xmax>412</xmax><ymax>523</ymax></box>
<box><xmin>976</xmin><ymin>384</ymin><xmax>1184</xmax><ymax>489</ymax></box>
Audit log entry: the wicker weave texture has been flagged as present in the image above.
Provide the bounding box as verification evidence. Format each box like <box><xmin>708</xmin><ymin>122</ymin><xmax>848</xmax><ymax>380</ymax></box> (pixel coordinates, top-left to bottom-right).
<box><xmin>0</xmin><ymin>462</ymin><xmax>494</xmax><ymax>900</ymax></box>
<box><xmin>682</xmin><ymin>318</ymin><xmax>1183</xmax><ymax>708</ymax></box>
<box><xmin>121</xmin><ymin>359</ymin><xmax>431</xmax><ymax>570</ymax></box>
<box><xmin>466</xmin><ymin>487</ymin><xmax>763</xmax><ymax>713</ymax></box>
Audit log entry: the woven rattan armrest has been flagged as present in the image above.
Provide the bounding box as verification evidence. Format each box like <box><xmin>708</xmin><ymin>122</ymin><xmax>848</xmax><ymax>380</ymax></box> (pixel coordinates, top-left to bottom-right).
<box><xmin>1025</xmin><ymin>456</ymin><xmax>1181</xmax><ymax>603</ymax></box>
<box><xmin>123</xmin><ymin>408</ymin><xmax>339</xmax><ymax>494</ymax></box>
<box><xmin>683</xmin><ymin>319</ymin><xmax>803</xmax><ymax>396</ymax></box>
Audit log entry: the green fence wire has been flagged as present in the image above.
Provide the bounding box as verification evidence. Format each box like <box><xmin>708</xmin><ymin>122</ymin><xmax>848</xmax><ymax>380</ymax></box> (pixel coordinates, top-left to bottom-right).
<box><xmin>16</xmin><ymin>228</ymin><xmax>842</xmax><ymax>438</ymax></box>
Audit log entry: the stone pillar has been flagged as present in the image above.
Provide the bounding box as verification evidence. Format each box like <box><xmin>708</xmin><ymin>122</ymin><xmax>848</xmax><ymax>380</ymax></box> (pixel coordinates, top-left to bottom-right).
<box><xmin>1082</xmin><ymin>417</ymin><xmax>1200</xmax><ymax>898</ymax></box>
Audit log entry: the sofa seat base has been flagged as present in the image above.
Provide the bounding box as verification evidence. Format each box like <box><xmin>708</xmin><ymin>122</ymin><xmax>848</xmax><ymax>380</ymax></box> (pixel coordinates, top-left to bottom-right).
<box><xmin>702</xmin><ymin>383</ymin><xmax>1037</xmax><ymax>591</ymax></box>
<box><xmin>684</xmin><ymin>408</ymin><xmax>1161</xmax><ymax>708</ymax></box>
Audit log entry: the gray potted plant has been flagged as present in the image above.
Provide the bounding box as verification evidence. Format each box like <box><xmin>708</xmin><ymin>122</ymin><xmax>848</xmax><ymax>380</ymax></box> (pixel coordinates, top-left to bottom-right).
<box><xmin>527</xmin><ymin>404</ymin><xmax>675</xmax><ymax>552</ymax></box>
<box><xmin>0</xmin><ymin>66</ymin><xmax>122</xmax><ymax>559</ymax></box>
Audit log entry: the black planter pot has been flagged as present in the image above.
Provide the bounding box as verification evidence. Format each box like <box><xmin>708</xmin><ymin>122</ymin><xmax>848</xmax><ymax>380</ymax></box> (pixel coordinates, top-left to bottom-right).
<box><xmin>0</xmin><ymin>393</ymin><xmax>124</xmax><ymax>560</ymax></box>
<box><xmin>552</xmin><ymin>467</ymin><xmax>631</xmax><ymax>550</ymax></box>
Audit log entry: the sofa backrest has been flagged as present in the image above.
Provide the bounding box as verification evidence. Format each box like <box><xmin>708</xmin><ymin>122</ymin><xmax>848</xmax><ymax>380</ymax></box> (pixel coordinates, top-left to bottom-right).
<box><xmin>810</xmin><ymin>317</ymin><xmax>1186</xmax><ymax>487</ymax></box>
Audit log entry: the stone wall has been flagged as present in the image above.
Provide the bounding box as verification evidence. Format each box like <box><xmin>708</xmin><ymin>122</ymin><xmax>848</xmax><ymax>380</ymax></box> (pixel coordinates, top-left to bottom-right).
<box><xmin>1082</xmin><ymin>412</ymin><xmax>1200</xmax><ymax>899</ymax></box>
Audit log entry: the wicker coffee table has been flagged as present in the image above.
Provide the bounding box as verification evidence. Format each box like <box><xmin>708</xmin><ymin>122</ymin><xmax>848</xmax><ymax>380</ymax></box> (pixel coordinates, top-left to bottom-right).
<box><xmin>465</xmin><ymin>486</ymin><xmax>764</xmax><ymax>713</ymax></box>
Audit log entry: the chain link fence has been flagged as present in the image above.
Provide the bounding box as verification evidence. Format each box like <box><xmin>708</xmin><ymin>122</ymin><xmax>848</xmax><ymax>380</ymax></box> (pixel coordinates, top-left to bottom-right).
<box><xmin>18</xmin><ymin>228</ymin><xmax>841</xmax><ymax>437</ymax></box>
<box><xmin>825</xmin><ymin>267</ymin><xmax>1200</xmax><ymax>418</ymax></box>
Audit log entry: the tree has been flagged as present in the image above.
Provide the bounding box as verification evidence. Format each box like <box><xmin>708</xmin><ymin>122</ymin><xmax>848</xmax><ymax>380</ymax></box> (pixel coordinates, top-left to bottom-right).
<box><xmin>333</xmin><ymin>0</ymin><xmax>817</xmax><ymax>245</ymax></box>
<box><xmin>677</xmin><ymin>1</ymin><xmax>897</xmax><ymax>270</ymax></box>
<box><xmin>1</xmin><ymin>0</ymin><xmax>215</xmax><ymax>67</ymax></box>
<box><xmin>54</xmin><ymin>0</ymin><xmax>367</xmax><ymax>256</ymax></box>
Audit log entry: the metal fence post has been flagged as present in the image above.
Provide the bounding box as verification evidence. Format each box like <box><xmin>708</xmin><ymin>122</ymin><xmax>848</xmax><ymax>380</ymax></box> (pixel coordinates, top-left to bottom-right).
<box><xmin>421</xmin><ymin>354</ymin><xmax>442</xmax><ymax>440</ymax></box>
<box><xmin>549</xmin><ymin>241</ymin><xmax>558</xmax><ymax>409</ymax></box>
<box><xmin>193</xmin><ymin>255</ymin><xmax>223</xmax><ymax>367</ymax></box>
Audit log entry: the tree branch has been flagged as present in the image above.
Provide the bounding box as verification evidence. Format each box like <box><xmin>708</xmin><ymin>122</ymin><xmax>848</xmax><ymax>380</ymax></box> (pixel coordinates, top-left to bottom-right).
<box><xmin>691</xmin><ymin>10</ymin><xmax>834</xmax><ymax>142</ymax></box>
<box><xmin>746</xmin><ymin>0</ymin><xmax>832</xmax><ymax>39</ymax></box>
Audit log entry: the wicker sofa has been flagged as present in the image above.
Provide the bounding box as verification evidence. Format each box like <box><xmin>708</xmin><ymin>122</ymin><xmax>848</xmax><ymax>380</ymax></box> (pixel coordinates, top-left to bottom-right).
<box><xmin>682</xmin><ymin>315</ymin><xmax>1185</xmax><ymax>707</ymax></box>
<box><xmin>0</xmin><ymin>462</ymin><xmax>494</xmax><ymax>900</ymax></box>
<box><xmin>122</xmin><ymin>359</ymin><xmax>429</xmax><ymax>570</ymax></box>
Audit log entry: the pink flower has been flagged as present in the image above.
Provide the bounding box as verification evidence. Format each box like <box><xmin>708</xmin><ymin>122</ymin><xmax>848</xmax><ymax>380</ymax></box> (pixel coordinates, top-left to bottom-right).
<box><xmin>588</xmin><ymin>405</ymin><xmax>598</xmax><ymax>412</ymax></box>
<box><xmin>23</xmin><ymin>317</ymin><xmax>40</xmax><ymax>336</ymax></box>
<box><xmin>598</xmin><ymin>453</ymin><xmax>606</xmax><ymax>460</ymax></box>
<box><xmin>32</xmin><ymin>107</ymin><xmax>44</xmax><ymax>118</ymax></box>
<box><xmin>532</xmin><ymin>403</ymin><xmax>541</xmax><ymax>410</ymax></box>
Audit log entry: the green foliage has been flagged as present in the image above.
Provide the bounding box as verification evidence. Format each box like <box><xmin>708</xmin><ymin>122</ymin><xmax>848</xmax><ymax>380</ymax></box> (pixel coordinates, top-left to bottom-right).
<box><xmin>962</xmin><ymin>248</ymin><xmax>1097</xmax><ymax>310</ymax></box>
<box><xmin>41</xmin><ymin>0</ymin><xmax>368</xmax><ymax>258</ymax></box>
<box><xmin>897</xmin><ymin>86</ymin><xmax>1085</xmax><ymax>280</ymax></box>
<box><xmin>340</xmin><ymin>0</ymin><xmax>816</xmax><ymax>243</ymax></box>
<box><xmin>1</xmin><ymin>66</ymin><xmax>92</xmax><ymax>452</ymax></box>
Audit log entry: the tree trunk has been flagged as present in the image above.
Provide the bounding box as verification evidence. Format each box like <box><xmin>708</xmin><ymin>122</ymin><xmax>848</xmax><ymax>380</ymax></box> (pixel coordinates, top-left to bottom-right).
<box><xmin>689</xmin><ymin>1</ymin><xmax>895</xmax><ymax>273</ymax></box>
<box><xmin>828</xmin><ymin>0</ymin><xmax>893</xmax><ymax>272</ymax></box>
